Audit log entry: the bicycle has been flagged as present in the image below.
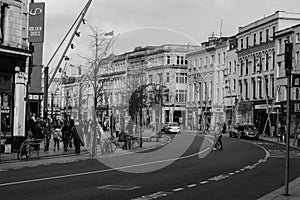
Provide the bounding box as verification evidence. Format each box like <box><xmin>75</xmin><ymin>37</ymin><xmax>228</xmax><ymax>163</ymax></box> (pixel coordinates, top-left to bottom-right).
<box><xmin>99</xmin><ymin>137</ymin><xmax>121</xmax><ymax>154</ymax></box>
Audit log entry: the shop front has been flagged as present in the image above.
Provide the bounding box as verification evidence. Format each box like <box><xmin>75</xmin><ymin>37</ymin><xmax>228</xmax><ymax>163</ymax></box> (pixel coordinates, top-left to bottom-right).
<box><xmin>0</xmin><ymin>47</ymin><xmax>30</xmax><ymax>153</ymax></box>
<box><xmin>253</xmin><ymin>101</ymin><xmax>280</xmax><ymax>136</ymax></box>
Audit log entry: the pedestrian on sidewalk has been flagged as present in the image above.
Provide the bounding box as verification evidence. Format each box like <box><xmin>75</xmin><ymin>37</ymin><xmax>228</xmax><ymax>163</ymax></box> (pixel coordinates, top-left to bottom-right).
<box><xmin>70</xmin><ymin>119</ymin><xmax>84</xmax><ymax>154</ymax></box>
<box><xmin>115</xmin><ymin>122</ymin><xmax>121</xmax><ymax>138</ymax></box>
<box><xmin>61</xmin><ymin>120</ymin><xmax>71</xmax><ymax>152</ymax></box>
<box><xmin>43</xmin><ymin>120</ymin><xmax>53</xmax><ymax>151</ymax></box>
<box><xmin>52</xmin><ymin>119</ymin><xmax>62</xmax><ymax>152</ymax></box>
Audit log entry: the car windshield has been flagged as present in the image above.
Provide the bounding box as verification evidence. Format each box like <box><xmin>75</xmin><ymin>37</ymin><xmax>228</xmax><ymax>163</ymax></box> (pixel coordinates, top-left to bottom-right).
<box><xmin>243</xmin><ymin>125</ymin><xmax>255</xmax><ymax>129</ymax></box>
<box><xmin>169</xmin><ymin>123</ymin><xmax>179</xmax><ymax>126</ymax></box>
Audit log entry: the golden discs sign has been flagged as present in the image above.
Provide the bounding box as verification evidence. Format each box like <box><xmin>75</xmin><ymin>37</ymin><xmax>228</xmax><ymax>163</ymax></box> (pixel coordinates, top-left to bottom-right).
<box><xmin>28</xmin><ymin>2</ymin><xmax>45</xmax><ymax>43</ymax></box>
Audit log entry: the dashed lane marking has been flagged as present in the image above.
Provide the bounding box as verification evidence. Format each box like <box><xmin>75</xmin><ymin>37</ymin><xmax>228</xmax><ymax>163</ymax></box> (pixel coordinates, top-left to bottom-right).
<box><xmin>187</xmin><ymin>184</ymin><xmax>197</xmax><ymax>188</ymax></box>
<box><xmin>200</xmin><ymin>181</ymin><xmax>208</xmax><ymax>185</ymax></box>
<box><xmin>172</xmin><ymin>188</ymin><xmax>184</xmax><ymax>192</ymax></box>
<box><xmin>200</xmin><ymin>181</ymin><xmax>208</xmax><ymax>184</ymax></box>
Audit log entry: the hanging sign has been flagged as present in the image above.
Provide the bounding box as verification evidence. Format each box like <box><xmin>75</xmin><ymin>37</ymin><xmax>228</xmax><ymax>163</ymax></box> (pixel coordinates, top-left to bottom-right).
<box><xmin>28</xmin><ymin>2</ymin><xmax>45</xmax><ymax>43</ymax></box>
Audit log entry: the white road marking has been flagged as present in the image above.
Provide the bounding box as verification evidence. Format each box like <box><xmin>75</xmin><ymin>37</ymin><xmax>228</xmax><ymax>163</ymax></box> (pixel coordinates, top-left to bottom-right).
<box><xmin>172</xmin><ymin>188</ymin><xmax>184</xmax><ymax>192</ymax></box>
<box><xmin>235</xmin><ymin>170</ymin><xmax>240</xmax><ymax>173</ymax></box>
<box><xmin>200</xmin><ymin>181</ymin><xmax>208</xmax><ymax>184</ymax></box>
<box><xmin>228</xmin><ymin>173</ymin><xmax>235</xmax><ymax>175</ymax></box>
<box><xmin>187</xmin><ymin>184</ymin><xmax>197</xmax><ymax>188</ymax></box>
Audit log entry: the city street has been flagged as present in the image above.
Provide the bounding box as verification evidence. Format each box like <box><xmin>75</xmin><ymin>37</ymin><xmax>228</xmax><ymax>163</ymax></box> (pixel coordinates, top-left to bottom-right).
<box><xmin>1</xmin><ymin>133</ymin><xmax>300</xmax><ymax>200</ymax></box>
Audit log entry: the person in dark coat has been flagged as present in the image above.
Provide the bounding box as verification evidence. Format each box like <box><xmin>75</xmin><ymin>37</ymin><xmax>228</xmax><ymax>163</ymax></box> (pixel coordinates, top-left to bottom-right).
<box><xmin>32</xmin><ymin>118</ymin><xmax>43</xmax><ymax>139</ymax></box>
<box><xmin>61</xmin><ymin>121</ymin><xmax>71</xmax><ymax>152</ymax></box>
<box><xmin>70</xmin><ymin>119</ymin><xmax>83</xmax><ymax>154</ymax></box>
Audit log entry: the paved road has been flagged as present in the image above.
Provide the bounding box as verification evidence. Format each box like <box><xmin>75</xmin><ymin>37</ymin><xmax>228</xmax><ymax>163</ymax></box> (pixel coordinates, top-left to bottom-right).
<box><xmin>0</xmin><ymin>133</ymin><xmax>300</xmax><ymax>200</ymax></box>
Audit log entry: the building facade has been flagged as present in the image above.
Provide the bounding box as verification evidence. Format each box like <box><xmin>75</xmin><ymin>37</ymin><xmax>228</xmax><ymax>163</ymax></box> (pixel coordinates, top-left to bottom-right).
<box><xmin>186</xmin><ymin>35</ymin><xmax>233</xmax><ymax>130</ymax></box>
<box><xmin>0</xmin><ymin>0</ymin><xmax>32</xmax><ymax>152</ymax></box>
<box><xmin>236</xmin><ymin>11</ymin><xmax>300</xmax><ymax>135</ymax></box>
<box><xmin>274</xmin><ymin>23</ymin><xmax>300</xmax><ymax>133</ymax></box>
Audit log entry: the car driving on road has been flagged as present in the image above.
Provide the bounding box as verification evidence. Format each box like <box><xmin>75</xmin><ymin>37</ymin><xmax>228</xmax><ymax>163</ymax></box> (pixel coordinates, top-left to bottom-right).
<box><xmin>229</xmin><ymin>123</ymin><xmax>259</xmax><ymax>139</ymax></box>
<box><xmin>162</xmin><ymin>122</ymin><xmax>181</xmax><ymax>134</ymax></box>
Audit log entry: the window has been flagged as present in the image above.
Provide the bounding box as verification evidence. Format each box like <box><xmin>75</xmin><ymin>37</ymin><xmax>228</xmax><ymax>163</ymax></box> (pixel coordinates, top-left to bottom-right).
<box><xmin>177</xmin><ymin>56</ymin><xmax>180</xmax><ymax>65</ymax></box>
<box><xmin>272</xmin><ymin>26</ymin><xmax>276</xmax><ymax>39</ymax></box>
<box><xmin>277</xmin><ymin>62</ymin><xmax>282</xmax><ymax>78</ymax></box>
<box><xmin>210</xmin><ymin>54</ymin><xmax>214</xmax><ymax>65</ymax></box>
<box><xmin>240</xmin><ymin>60</ymin><xmax>243</xmax><ymax>76</ymax></box>
<box><xmin>0</xmin><ymin>4</ymin><xmax>8</xmax><ymax>44</ymax></box>
<box><xmin>245</xmin><ymin>80</ymin><xmax>248</xmax><ymax>99</ymax></box>
<box><xmin>245</xmin><ymin>59</ymin><xmax>249</xmax><ymax>75</ymax></box>
<box><xmin>234</xmin><ymin>61</ymin><xmax>237</xmax><ymax>73</ymax></box>
<box><xmin>259</xmin><ymin>31</ymin><xmax>263</xmax><ymax>43</ymax></box>
<box><xmin>149</xmin><ymin>75</ymin><xmax>153</xmax><ymax>83</ymax></box>
<box><xmin>241</xmin><ymin>38</ymin><xmax>244</xmax><ymax>49</ymax></box>
<box><xmin>272</xmin><ymin>51</ymin><xmax>275</xmax><ymax>70</ymax></box>
<box><xmin>199</xmin><ymin>58</ymin><xmax>202</xmax><ymax>67</ymax></box>
<box><xmin>181</xmin><ymin>56</ymin><xmax>184</xmax><ymax>65</ymax></box>
<box><xmin>167</xmin><ymin>56</ymin><xmax>171</xmax><ymax>64</ymax></box>
<box><xmin>266</xmin><ymin>53</ymin><xmax>269</xmax><ymax>71</ymax></box>
<box><xmin>239</xmin><ymin>80</ymin><xmax>243</xmax><ymax>95</ymax></box>
<box><xmin>271</xmin><ymin>76</ymin><xmax>275</xmax><ymax>97</ymax></box>
<box><xmin>233</xmin><ymin>79</ymin><xmax>236</xmax><ymax>91</ymax></box>
<box><xmin>223</xmin><ymin>52</ymin><xmax>226</xmax><ymax>64</ymax></box>
<box><xmin>296</xmin><ymin>51</ymin><xmax>300</xmax><ymax>68</ymax></box>
<box><xmin>258</xmin><ymin>78</ymin><xmax>262</xmax><ymax>99</ymax></box>
<box><xmin>253</xmin><ymin>33</ymin><xmax>257</xmax><ymax>45</ymax></box>
<box><xmin>218</xmin><ymin>53</ymin><xmax>221</xmax><ymax>65</ymax></box>
<box><xmin>265</xmin><ymin>76</ymin><xmax>269</xmax><ymax>98</ymax></box>
<box><xmin>246</xmin><ymin>37</ymin><xmax>249</xmax><ymax>48</ymax></box>
<box><xmin>278</xmin><ymin>39</ymin><xmax>282</xmax><ymax>54</ymax></box>
<box><xmin>252</xmin><ymin>78</ymin><xmax>256</xmax><ymax>99</ymax></box>
<box><xmin>175</xmin><ymin>90</ymin><xmax>187</xmax><ymax>103</ymax></box>
<box><xmin>176</xmin><ymin>73</ymin><xmax>187</xmax><ymax>83</ymax></box>
<box><xmin>266</xmin><ymin>29</ymin><xmax>269</xmax><ymax>41</ymax></box>
<box><xmin>229</xmin><ymin>62</ymin><xmax>232</xmax><ymax>74</ymax></box>
<box><xmin>166</xmin><ymin>73</ymin><xmax>170</xmax><ymax>83</ymax></box>
<box><xmin>296</xmin><ymin>33</ymin><xmax>300</xmax><ymax>43</ymax></box>
<box><xmin>205</xmin><ymin>56</ymin><xmax>208</xmax><ymax>66</ymax></box>
<box><xmin>253</xmin><ymin>57</ymin><xmax>256</xmax><ymax>73</ymax></box>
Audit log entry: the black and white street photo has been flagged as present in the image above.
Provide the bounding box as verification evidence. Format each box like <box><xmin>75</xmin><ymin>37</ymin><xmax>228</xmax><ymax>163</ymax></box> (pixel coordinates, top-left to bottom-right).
<box><xmin>1</xmin><ymin>0</ymin><xmax>300</xmax><ymax>199</ymax></box>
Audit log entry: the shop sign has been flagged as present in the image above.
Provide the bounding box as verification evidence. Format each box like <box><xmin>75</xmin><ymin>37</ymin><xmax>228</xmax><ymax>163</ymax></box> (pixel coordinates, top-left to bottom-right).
<box><xmin>28</xmin><ymin>2</ymin><xmax>45</xmax><ymax>43</ymax></box>
<box><xmin>254</xmin><ymin>104</ymin><xmax>280</xmax><ymax>109</ymax></box>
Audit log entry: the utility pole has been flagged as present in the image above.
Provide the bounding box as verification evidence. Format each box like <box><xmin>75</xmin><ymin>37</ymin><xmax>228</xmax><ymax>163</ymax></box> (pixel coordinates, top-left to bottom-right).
<box><xmin>284</xmin><ymin>42</ymin><xmax>293</xmax><ymax>196</ymax></box>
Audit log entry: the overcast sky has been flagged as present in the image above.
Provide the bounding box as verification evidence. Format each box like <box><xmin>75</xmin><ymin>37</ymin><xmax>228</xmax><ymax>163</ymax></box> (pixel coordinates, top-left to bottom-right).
<box><xmin>44</xmin><ymin>0</ymin><xmax>300</xmax><ymax>70</ymax></box>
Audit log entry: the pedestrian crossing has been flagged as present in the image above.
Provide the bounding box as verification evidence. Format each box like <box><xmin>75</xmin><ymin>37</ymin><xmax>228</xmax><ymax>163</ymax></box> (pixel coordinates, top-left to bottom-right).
<box><xmin>268</xmin><ymin>149</ymin><xmax>300</xmax><ymax>159</ymax></box>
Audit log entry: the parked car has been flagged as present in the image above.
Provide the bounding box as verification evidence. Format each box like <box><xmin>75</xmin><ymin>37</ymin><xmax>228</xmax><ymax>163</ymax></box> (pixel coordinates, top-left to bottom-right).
<box><xmin>229</xmin><ymin>124</ymin><xmax>259</xmax><ymax>139</ymax></box>
<box><xmin>162</xmin><ymin>122</ymin><xmax>181</xmax><ymax>134</ymax></box>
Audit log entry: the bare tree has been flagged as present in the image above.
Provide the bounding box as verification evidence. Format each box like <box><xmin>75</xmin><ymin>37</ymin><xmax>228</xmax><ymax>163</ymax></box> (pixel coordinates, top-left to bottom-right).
<box><xmin>80</xmin><ymin>26</ymin><xmax>114</xmax><ymax>156</ymax></box>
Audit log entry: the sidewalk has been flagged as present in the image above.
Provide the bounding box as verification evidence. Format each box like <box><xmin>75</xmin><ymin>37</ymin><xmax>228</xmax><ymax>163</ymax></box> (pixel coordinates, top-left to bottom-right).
<box><xmin>258</xmin><ymin>177</ymin><xmax>300</xmax><ymax>200</ymax></box>
<box><xmin>260</xmin><ymin>135</ymin><xmax>300</xmax><ymax>151</ymax></box>
<box><xmin>258</xmin><ymin>135</ymin><xmax>300</xmax><ymax>199</ymax></box>
<box><xmin>0</xmin><ymin>134</ymin><xmax>170</xmax><ymax>170</ymax></box>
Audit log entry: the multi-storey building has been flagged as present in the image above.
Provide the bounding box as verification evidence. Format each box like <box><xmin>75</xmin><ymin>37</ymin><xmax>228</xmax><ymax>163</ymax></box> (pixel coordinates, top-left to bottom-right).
<box><xmin>0</xmin><ymin>0</ymin><xmax>32</xmax><ymax>152</ymax></box>
<box><xmin>274</xmin><ymin>23</ymin><xmax>300</xmax><ymax>131</ymax></box>
<box><xmin>236</xmin><ymin>11</ymin><xmax>300</xmax><ymax>135</ymax></box>
<box><xmin>224</xmin><ymin>37</ymin><xmax>238</xmax><ymax>125</ymax></box>
<box><xmin>186</xmin><ymin>35</ymin><xmax>233</xmax><ymax>130</ymax></box>
<box><xmin>97</xmin><ymin>44</ymin><xmax>199</xmax><ymax>130</ymax></box>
